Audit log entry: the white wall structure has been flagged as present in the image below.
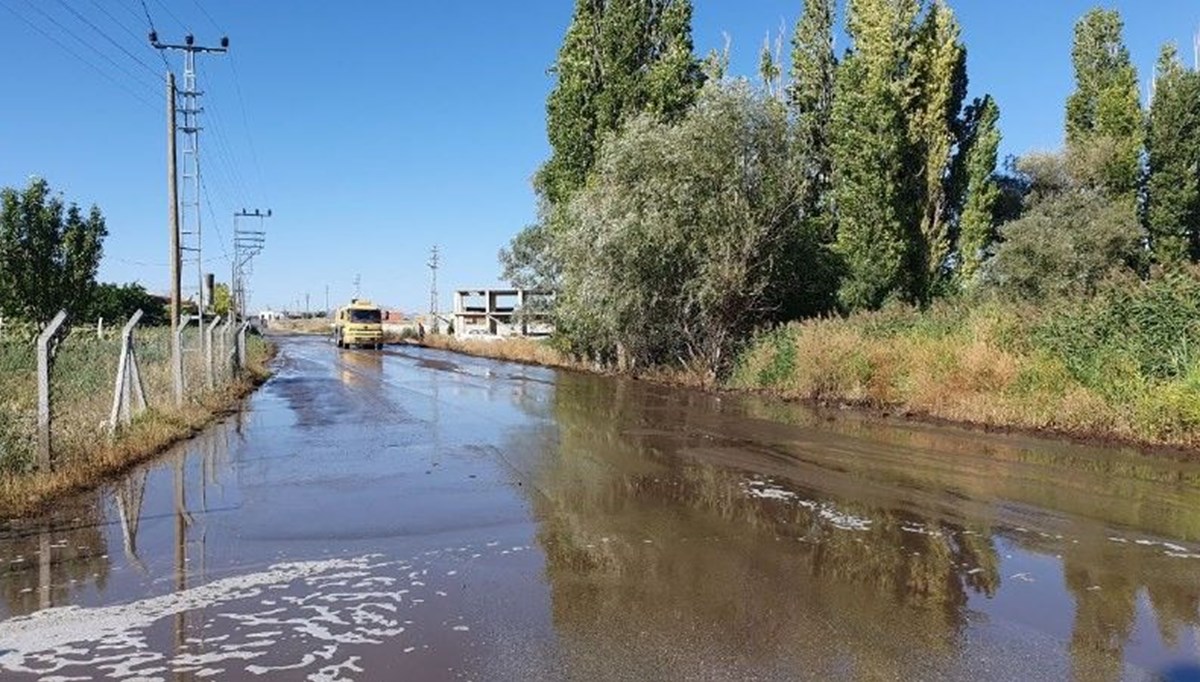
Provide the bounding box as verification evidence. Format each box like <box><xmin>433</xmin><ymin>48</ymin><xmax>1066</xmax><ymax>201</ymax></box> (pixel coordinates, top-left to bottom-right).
<box><xmin>452</xmin><ymin>289</ymin><xmax>554</xmax><ymax>337</ymax></box>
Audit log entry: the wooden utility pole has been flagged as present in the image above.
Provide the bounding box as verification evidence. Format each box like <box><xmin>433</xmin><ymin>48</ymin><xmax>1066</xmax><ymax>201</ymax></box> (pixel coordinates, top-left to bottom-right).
<box><xmin>167</xmin><ymin>72</ymin><xmax>184</xmax><ymax>405</ymax></box>
<box><xmin>168</xmin><ymin>72</ymin><xmax>181</xmax><ymax>332</ymax></box>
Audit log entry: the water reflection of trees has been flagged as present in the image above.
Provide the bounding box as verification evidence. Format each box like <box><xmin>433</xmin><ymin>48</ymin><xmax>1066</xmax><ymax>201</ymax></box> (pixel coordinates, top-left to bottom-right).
<box><xmin>521</xmin><ymin>374</ymin><xmax>1005</xmax><ymax>679</ymax></box>
<box><xmin>524</xmin><ymin>372</ymin><xmax>1200</xmax><ymax>680</ymax></box>
<box><xmin>0</xmin><ymin>497</ymin><xmax>111</xmax><ymax>617</ymax></box>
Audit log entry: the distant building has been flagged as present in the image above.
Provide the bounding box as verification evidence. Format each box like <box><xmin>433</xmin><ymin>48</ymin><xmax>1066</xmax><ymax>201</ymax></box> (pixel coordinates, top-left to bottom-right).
<box><xmin>452</xmin><ymin>289</ymin><xmax>554</xmax><ymax>337</ymax></box>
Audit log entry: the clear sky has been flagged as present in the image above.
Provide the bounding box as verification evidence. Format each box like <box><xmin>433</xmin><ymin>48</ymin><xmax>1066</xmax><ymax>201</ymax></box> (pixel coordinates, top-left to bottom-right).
<box><xmin>0</xmin><ymin>1</ymin><xmax>1196</xmax><ymax>314</ymax></box>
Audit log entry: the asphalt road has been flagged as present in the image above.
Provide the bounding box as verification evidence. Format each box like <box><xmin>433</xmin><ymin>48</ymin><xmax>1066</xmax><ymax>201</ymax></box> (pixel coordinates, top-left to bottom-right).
<box><xmin>2</xmin><ymin>335</ymin><xmax>1200</xmax><ymax>681</ymax></box>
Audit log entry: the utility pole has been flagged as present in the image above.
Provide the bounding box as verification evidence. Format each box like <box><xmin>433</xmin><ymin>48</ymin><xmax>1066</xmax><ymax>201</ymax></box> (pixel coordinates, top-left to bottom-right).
<box><xmin>427</xmin><ymin>245</ymin><xmax>440</xmax><ymax>335</ymax></box>
<box><xmin>166</xmin><ymin>71</ymin><xmax>183</xmax><ymax>404</ymax></box>
<box><xmin>305</xmin><ymin>293</ymin><xmax>310</xmax><ymax>318</ymax></box>
<box><xmin>1194</xmin><ymin>25</ymin><xmax>1199</xmax><ymax>71</ymax></box>
<box><xmin>353</xmin><ymin>274</ymin><xmax>362</xmax><ymax>299</ymax></box>
<box><xmin>233</xmin><ymin>208</ymin><xmax>270</xmax><ymax>321</ymax></box>
<box><xmin>324</xmin><ymin>285</ymin><xmax>329</xmax><ymax>318</ymax></box>
<box><xmin>153</xmin><ymin>31</ymin><xmax>228</xmax><ymax>393</ymax></box>
<box><xmin>167</xmin><ymin>72</ymin><xmax>181</xmax><ymax>334</ymax></box>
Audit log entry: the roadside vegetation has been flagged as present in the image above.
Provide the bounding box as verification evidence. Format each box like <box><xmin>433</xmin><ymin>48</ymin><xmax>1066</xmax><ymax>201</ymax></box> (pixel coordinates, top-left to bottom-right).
<box><xmin>0</xmin><ymin>326</ymin><xmax>271</xmax><ymax>517</ymax></box>
<box><xmin>0</xmin><ymin>178</ymin><xmax>274</xmax><ymax>517</ymax></box>
<box><xmin>420</xmin><ymin>333</ymin><xmax>583</xmax><ymax>372</ymax></box>
<box><xmin>732</xmin><ymin>271</ymin><xmax>1200</xmax><ymax>446</ymax></box>
<box><xmin>488</xmin><ymin>1</ymin><xmax>1200</xmax><ymax>448</ymax></box>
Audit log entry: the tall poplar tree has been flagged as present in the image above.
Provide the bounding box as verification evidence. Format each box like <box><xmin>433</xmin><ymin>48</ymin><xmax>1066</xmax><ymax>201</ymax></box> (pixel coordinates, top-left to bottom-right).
<box><xmin>830</xmin><ymin>0</ymin><xmax>924</xmax><ymax>310</ymax></box>
<box><xmin>535</xmin><ymin>0</ymin><xmax>702</xmax><ymax>207</ymax></box>
<box><xmin>1146</xmin><ymin>43</ymin><xmax>1200</xmax><ymax>263</ymax></box>
<box><xmin>645</xmin><ymin>0</ymin><xmax>703</xmax><ymax>118</ymax></box>
<box><xmin>1064</xmin><ymin>9</ymin><xmax>1142</xmax><ymax>200</ymax></box>
<box><xmin>956</xmin><ymin>95</ymin><xmax>1002</xmax><ymax>284</ymax></box>
<box><xmin>507</xmin><ymin>0</ymin><xmax>703</xmax><ymax>287</ymax></box>
<box><xmin>909</xmin><ymin>1</ymin><xmax>967</xmax><ymax>295</ymax></box>
<box><xmin>788</xmin><ymin>0</ymin><xmax>836</xmax><ymax>236</ymax></box>
<box><xmin>537</xmin><ymin>0</ymin><xmax>603</xmax><ymax>207</ymax></box>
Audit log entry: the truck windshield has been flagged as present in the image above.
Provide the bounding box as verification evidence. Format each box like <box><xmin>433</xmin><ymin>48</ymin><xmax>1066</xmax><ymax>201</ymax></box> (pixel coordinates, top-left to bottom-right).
<box><xmin>350</xmin><ymin>309</ymin><xmax>381</xmax><ymax>324</ymax></box>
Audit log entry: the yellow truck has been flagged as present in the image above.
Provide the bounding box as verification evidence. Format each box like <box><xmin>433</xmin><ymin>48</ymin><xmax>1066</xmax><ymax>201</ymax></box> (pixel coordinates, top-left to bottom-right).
<box><xmin>333</xmin><ymin>299</ymin><xmax>384</xmax><ymax>349</ymax></box>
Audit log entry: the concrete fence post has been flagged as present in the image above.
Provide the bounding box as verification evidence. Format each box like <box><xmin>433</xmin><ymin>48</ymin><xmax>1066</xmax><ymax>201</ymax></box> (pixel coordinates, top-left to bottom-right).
<box><xmin>36</xmin><ymin>310</ymin><xmax>68</xmax><ymax>471</ymax></box>
<box><xmin>236</xmin><ymin>322</ymin><xmax>250</xmax><ymax>373</ymax></box>
<box><xmin>109</xmin><ymin>310</ymin><xmax>147</xmax><ymax>436</ymax></box>
<box><xmin>174</xmin><ymin>318</ymin><xmax>192</xmax><ymax>406</ymax></box>
<box><xmin>220</xmin><ymin>316</ymin><xmax>234</xmax><ymax>383</ymax></box>
<box><xmin>205</xmin><ymin>316</ymin><xmax>221</xmax><ymax>390</ymax></box>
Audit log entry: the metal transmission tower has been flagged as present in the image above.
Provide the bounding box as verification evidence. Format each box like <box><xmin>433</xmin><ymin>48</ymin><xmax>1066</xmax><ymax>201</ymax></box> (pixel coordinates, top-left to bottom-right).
<box><xmin>427</xmin><ymin>245</ymin><xmax>440</xmax><ymax>334</ymax></box>
<box><xmin>233</xmin><ymin>209</ymin><xmax>270</xmax><ymax>321</ymax></box>
<box><xmin>153</xmin><ymin>31</ymin><xmax>228</xmax><ymax>390</ymax></box>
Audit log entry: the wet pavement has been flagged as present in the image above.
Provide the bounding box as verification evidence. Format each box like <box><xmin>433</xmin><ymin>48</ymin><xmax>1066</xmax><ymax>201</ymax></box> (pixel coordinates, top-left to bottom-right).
<box><xmin>2</xmin><ymin>335</ymin><xmax>1200</xmax><ymax>680</ymax></box>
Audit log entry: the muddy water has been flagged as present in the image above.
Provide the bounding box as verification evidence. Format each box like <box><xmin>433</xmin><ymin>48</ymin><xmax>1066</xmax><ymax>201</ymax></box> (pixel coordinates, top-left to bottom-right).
<box><xmin>1</xmin><ymin>336</ymin><xmax>1199</xmax><ymax>680</ymax></box>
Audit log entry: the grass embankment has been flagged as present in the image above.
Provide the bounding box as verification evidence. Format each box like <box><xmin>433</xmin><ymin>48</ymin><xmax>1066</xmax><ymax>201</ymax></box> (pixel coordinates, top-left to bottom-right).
<box><xmin>0</xmin><ymin>330</ymin><xmax>272</xmax><ymax>518</ymax></box>
<box><xmin>733</xmin><ymin>272</ymin><xmax>1200</xmax><ymax>448</ymax></box>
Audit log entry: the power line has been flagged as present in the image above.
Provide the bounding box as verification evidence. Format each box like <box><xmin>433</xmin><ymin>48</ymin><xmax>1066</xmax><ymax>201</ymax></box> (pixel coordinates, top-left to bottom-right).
<box><xmin>187</xmin><ymin>0</ymin><xmax>267</xmax><ymax>205</ymax></box>
<box><xmin>190</xmin><ymin>0</ymin><xmax>222</xmax><ymax>34</ymax></box>
<box><xmin>52</xmin><ymin>0</ymin><xmax>163</xmax><ymax>81</ymax></box>
<box><xmin>198</xmin><ymin>171</ymin><xmax>232</xmax><ymax>264</ymax></box>
<box><xmin>133</xmin><ymin>0</ymin><xmax>170</xmax><ymax>69</ymax></box>
<box><xmin>85</xmin><ymin>0</ymin><xmax>151</xmax><ymax>47</ymax></box>
<box><xmin>16</xmin><ymin>0</ymin><xmax>161</xmax><ymax>93</ymax></box>
<box><xmin>173</xmin><ymin>0</ymin><xmax>267</xmax><ymax>206</ymax></box>
<box><xmin>197</xmin><ymin>60</ymin><xmax>253</xmax><ymax>207</ymax></box>
<box><xmin>0</xmin><ymin>1</ymin><xmax>157</xmax><ymax>110</ymax></box>
<box><xmin>229</xmin><ymin>54</ymin><xmax>268</xmax><ymax>206</ymax></box>
<box><xmin>136</xmin><ymin>0</ymin><xmax>156</xmax><ymax>32</ymax></box>
<box><xmin>149</xmin><ymin>0</ymin><xmax>189</xmax><ymax>32</ymax></box>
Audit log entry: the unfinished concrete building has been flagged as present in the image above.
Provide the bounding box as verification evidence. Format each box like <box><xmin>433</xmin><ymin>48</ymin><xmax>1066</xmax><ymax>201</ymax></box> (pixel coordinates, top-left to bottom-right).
<box><xmin>452</xmin><ymin>289</ymin><xmax>554</xmax><ymax>337</ymax></box>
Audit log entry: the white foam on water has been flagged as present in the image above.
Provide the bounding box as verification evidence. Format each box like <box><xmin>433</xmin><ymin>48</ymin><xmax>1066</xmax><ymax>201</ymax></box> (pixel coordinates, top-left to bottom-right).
<box><xmin>0</xmin><ymin>544</ymin><xmax>512</xmax><ymax>680</ymax></box>
<box><xmin>742</xmin><ymin>478</ymin><xmax>873</xmax><ymax>532</ymax></box>
<box><xmin>307</xmin><ymin>656</ymin><xmax>363</xmax><ymax>682</ymax></box>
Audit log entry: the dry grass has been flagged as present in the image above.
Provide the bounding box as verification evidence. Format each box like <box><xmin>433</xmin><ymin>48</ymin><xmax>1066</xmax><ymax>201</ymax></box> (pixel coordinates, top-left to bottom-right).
<box><xmin>417</xmin><ymin>334</ymin><xmax>727</xmax><ymax>390</ymax></box>
<box><xmin>267</xmin><ymin>318</ymin><xmax>333</xmax><ymax>335</ymax></box>
<box><xmin>418</xmin><ymin>334</ymin><xmax>587</xmax><ymax>371</ymax></box>
<box><xmin>0</xmin><ymin>332</ymin><xmax>272</xmax><ymax>518</ymax></box>
<box><xmin>731</xmin><ymin>300</ymin><xmax>1200</xmax><ymax>448</ymax></box>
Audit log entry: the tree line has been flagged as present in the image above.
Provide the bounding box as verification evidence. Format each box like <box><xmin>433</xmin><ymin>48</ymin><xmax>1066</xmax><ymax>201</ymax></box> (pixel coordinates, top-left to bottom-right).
<box><xmin>502</xmin><ymin>0</ymin><xmax>1200</xmax><ymax>377</ymax></box>
<box><xmin>1</xmin><ymin>177</ymin><xmax>175</xmax><ymax>329</ymax></box>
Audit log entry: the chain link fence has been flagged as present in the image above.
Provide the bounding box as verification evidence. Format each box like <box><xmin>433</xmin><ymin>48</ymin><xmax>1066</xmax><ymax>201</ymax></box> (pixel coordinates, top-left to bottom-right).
<box><xmin>0</xmin><ymin>313</ymin><xmax>258</xmax><ymax>474</ymax></box>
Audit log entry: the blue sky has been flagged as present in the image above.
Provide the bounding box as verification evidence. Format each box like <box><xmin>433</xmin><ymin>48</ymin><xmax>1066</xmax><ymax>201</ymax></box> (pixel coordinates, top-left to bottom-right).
<box><xmin>0</xmin><ymin>1</ymin><xmax>1196</xmax><ymax>313</ymax></box>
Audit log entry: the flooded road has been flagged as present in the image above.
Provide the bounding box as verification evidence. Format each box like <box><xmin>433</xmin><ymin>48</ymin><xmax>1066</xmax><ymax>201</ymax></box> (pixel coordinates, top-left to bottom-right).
<box><xmin>2</xmin><ymin>335</ymin><xmax>1200</xmax><ymax>680</ymax></box>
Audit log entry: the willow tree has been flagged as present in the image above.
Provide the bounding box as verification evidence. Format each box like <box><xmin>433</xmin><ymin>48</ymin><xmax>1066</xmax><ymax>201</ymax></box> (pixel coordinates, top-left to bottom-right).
<box><xmin>556</xmin><ymin>82</ymin><xmax>807</xmax><ymax>377</ymax></box>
